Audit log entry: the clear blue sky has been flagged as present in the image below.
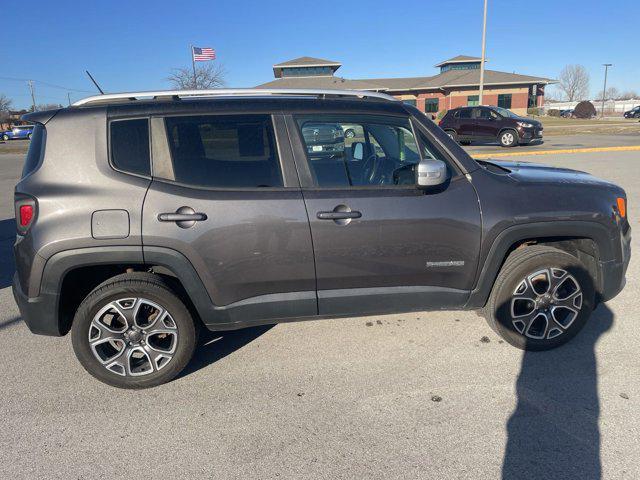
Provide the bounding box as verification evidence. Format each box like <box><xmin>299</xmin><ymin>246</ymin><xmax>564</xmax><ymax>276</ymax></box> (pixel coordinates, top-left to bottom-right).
<box><xmin>3</xmin><ymin>0</ymin><xmax>638</xmax><ymax>109</ymax></box>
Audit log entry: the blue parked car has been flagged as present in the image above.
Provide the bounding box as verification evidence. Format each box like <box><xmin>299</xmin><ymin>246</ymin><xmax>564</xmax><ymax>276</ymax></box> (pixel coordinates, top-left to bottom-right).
<box><xmin>2</xmin><ymin>125</ymin><xmax>34</xmax><ymax>141</ymax></box>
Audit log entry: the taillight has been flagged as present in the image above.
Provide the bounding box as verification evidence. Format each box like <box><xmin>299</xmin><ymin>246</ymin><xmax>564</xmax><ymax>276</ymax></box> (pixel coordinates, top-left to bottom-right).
<box><xmin>20</xmin><ymin>205</ymin><xmax>34</xmax><ymax>227</ymax></box>
<box><xmin>15</xmin><ymin>195</ymin><xmax>37</xmax><ymax>235</ymax></box>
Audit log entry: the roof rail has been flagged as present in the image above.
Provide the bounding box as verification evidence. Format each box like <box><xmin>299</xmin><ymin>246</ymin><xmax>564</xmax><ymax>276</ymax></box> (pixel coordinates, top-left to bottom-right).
<box><xmin>71</xmin><ymin>88</ymin><xmax>399</xmax><ymax>107</ymax></box>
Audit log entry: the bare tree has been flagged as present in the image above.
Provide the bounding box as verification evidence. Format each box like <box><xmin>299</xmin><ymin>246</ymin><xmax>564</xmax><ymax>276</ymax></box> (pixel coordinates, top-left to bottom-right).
<box><xmin>619</xmin><ymin>90</ymin><xmax>639</xmax><ymax>100</ymax></box>
<box><xmin>0</xmin><ymin>94</ymin><xmax>12</xmax><ymax>125</ymax></box>
<box><xmin>167</xmin><ymin>63</ymin><xmax>226</xmax><ymax>90</ymax></box>
<box><xmin>0</xmin><ymin>94</ymin><xmax>12</xmax><ymax>112</ymax></box>
<box><xmin>596</xmin><ymin>87</ymin><xmax>620</xmax><ymax>101</ymax></box>
<box><xmin>558</xmin><ymin>65</ymin><xmax>590</xmax><ymax>101</ymax></box>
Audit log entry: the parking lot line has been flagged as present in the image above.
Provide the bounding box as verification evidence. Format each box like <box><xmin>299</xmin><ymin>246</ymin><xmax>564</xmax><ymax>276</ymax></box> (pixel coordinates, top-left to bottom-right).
<box><xmin>473</xmin><ymin>145</ymin><xmax>640</xmax><ymax>159</ymax></box>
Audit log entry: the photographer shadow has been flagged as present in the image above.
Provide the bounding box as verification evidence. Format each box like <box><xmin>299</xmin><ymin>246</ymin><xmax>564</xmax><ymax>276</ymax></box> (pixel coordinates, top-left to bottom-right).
<box><xmin>502</xmin><ymin>303</ymin><xmax>614</xmax><ymax>480</ymax></box>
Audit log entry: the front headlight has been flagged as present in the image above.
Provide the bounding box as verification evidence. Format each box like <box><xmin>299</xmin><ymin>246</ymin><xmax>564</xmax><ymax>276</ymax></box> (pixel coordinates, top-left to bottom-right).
<box><xmin>517</xmin><ymin>121</ymin><xmax>534</xmax><ymax>128</ymax></box>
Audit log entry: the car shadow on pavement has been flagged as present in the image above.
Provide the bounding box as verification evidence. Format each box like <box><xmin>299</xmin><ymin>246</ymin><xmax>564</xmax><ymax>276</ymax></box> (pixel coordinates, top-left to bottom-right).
<box><xmin>178</xmin><ymin>324</ymin><xmax>274</xmax><ymax>379</ymax></box>
<box><xmin>502</xmin><ymin>303</ymin><xmax>614</xmax><ymax>480</ymax></box>
<box><xmin>0</xmin><ymin>218</ymin><xmax>15</xmax><ymax>290</ymax></box>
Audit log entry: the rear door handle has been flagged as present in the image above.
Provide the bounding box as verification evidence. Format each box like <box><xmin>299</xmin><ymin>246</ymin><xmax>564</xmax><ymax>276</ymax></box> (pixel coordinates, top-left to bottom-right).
<box><xmin>317</xmin><ymin>211</ymin><xmax>362</xmax><ymax>220</ymax></box>
<box><xmin>157</xmin><ymin>206</ymin><xmax>207</xmax><ymax>228</ymax></box>
<box><xmin>158</xmin><ymin>213</ymin><xmax>207</xmax><ymax>222</ymax></box>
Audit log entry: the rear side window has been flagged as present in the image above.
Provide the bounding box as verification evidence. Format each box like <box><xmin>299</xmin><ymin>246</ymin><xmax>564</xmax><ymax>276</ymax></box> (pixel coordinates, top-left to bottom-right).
<box><xmin>458</xmin><ymin>109</ymin><xmax>471</xmax><ymax>119</ymax></box>
<box><xmin>22</xmin><ymin>123</ymin><xmax>45</xmax><ymax>178</ymax></box>
<box><xmin>110</xmin><ymin>119</ymin><xmax>151</xmax><ymax>176</ymax></box>
<box><xmin>163</xmin><ymin>114</ymin><xmax>282</xmax><ymax>189</ymax></box>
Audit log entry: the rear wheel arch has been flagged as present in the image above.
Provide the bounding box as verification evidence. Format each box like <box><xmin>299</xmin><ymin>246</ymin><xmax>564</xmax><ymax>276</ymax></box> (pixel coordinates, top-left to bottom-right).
<box><xmin>44</xmin><ymin>247</ymin><xmax>211</xmax><ymax>335</ymax></box>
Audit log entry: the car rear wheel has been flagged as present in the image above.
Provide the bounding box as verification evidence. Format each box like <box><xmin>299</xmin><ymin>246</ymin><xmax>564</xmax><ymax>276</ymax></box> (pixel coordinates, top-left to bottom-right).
<box><xmin>483</xmin><ymin>245</ymin><xmax>595</xmax><ymax>350</ymax></box>
<box><xmin>2</xmin><ymin>134</ymin><xmax>9</xmax><ymax>141</ymax></box>
<box><xmin>71</xmin><ymin>273</ymin><xmax>198</xmax><ymax>389</ymax></box>
<box><xmin>499</xmin><ymin>129</ymin><xmax>518</xmax><ymax>147</ymax></box>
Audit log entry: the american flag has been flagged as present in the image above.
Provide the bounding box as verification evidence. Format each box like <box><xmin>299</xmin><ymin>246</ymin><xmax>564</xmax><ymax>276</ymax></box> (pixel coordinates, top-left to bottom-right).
<box><xmin>192</xmin><ymin>46</ymin><xmax>216</xmax><ymax>61</ymax></box>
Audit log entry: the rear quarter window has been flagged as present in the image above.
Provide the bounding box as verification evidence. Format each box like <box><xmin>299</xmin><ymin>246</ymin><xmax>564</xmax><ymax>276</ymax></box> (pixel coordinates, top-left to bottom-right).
<box><xmin>21</xmin><ymin>123</ymin><xmax>46</xmax><ymax>178</ymax></box>
<box><xmin>110</xmin><ymin>118</ymin><xmax>151</xmax><ymax>176</ymax></box>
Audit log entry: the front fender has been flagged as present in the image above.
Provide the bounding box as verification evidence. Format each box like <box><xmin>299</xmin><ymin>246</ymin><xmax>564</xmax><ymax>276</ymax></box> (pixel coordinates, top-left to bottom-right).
<box><xmin>465</xmin><ymin>220</ymin><xmax>618</xmax><ymax>308</ymax></box>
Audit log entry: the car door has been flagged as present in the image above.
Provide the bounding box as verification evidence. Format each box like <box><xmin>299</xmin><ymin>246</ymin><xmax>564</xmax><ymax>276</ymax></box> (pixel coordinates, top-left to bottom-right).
<box><xmin>456</xmin><ymin>108</ymin><xmax>475</xmax><ymax>139</ymax></box>
<box><xmin>141</xmin><ymin>112</ymin><xmax>317</xmax><ymax>327</ymax></box>
<box><xmin>473</xmin><ymin>107</ymin><xmax>498</xmax><ymax>139</ymax></box>
<box><xmin>286</xmin><ymin>112</ymin><xmax>482</xmax><ymax>316</ymax></box>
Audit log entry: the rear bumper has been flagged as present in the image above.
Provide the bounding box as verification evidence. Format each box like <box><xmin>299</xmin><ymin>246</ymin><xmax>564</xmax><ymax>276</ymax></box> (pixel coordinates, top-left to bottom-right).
<box><xmin>12</xmin><ymin>272</ymin><xmax>61</xmax><ymax>336</ymax></box>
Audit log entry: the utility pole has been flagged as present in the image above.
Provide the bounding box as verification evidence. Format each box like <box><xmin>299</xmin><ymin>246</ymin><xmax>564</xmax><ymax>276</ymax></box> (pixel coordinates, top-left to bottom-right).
<box><xmin>478</xmin><ymin>0</ymin><xmax>489</xmax><ymax>105</ymax></box>
<box><xmin>190</xmin><ymin>45</ymin><xmax>197</xmax><ymax>89</ymax></box>
<box><xmin>67</xmin><ymin>92</ymin><xmax>72</xmax><ymax>106</ymax></box>
<box><xmin>601</xmin><ymin>63</ymin><xmax>612</xmax><ymax>118</ymax></box>
<box><xmin>27</xmin><ymin>80</ymin><xmax>36</xmax><ymax>112</ymax></box>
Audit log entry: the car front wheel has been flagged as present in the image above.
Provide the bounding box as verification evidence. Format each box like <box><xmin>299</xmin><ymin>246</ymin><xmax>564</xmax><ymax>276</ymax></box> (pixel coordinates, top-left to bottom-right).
<box><xmin>2</xmin><ymin>134</ymin><xmax>9</xmax><ymax>141</ymax></box>
<box><xmin>499</xmin><ymin>129</ymin><xmax>518</xmax><ymax>147</ymax></box>
<box><xmin>483</xmin><ymin>245</ymin><xmax>595</xmax><ymax>350</ymax></box>
<box><xmin>71</xmin><ymin>273</ymin><xmax>198</xmax><ymax>389</ymax></box>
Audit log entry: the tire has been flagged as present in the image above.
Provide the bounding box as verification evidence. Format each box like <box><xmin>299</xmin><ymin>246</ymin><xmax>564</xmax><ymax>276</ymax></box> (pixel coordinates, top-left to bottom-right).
<box><xmin>2</xmin><ymin>134</ymin><xmax>9</xmax><ymax>141</ymax></box>
<box><xmin>483</xmin><ymin>245</ymin><xmax>595</xmax><ymax>351</ymax></box>
<box><xmin>71</xmin><ymin>272</ymin><xmax>198</xmax><ymax>389</ymax></box>
<box><xmin>459</xmin><ymin>140</ymin><xmax>471</xmax><ymax>146</ymax></box>
<box><xmin>444</xmin><ymin>129</ymin><xmax>458</xmax><ymax>143</ymax></box>
<box><xmin>499</xmin><ymin>129</ymin><xmax>518</xmax><ymax>147</ymax></box>
<box><xmin>27</xmin><ymin>133</ymin><xmax>32</xmax><ymax>140</ymax></box>
<box><xmin>344</xmin><ymin>128</ymin><xmax>356</xmax><ymax>139</ymax></box>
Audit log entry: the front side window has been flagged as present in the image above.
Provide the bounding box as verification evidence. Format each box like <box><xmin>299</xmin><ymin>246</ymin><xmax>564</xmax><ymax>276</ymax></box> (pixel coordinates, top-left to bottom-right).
<box><xmin>110</xmin><ymin>118</ymin><xmax>151</xmax><ymax>176</ymax></box>
<box><xmin>498</xmin><ymin>94</ymin><xmax>512</xmax><ymax>109</ymax></box>
<box><xmin>163</xmin><ymin>115</ymin><xmax>282</xmax><ymax>188</ymax></box>
<box><xmin>296</xmin><ymin>115</ymin><xmax>422</xmax><ymax>187</ymax></box>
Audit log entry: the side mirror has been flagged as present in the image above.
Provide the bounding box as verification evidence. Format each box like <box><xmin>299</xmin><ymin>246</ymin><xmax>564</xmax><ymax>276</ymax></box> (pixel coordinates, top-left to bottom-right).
<box><xmin>352</xmin><ymin>142</ymin><xmax>364</xmax><ymax>161</ymax></box>
<box><xmin>416</xmin><ymin>159</ymin><xmax>447</xmax><ymax>188</ymax></box>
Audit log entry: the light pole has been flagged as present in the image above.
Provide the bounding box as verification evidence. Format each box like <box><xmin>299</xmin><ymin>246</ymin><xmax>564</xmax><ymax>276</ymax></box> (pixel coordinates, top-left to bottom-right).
<box><xmin>478</xmin><ymin>0</ymin><xmax>488</xmax><ymax>105</ymax></box>
<box><xmin>601</xmin><ymin>63</ymin><xmax>612</xmax><ymax>118</ymax></box>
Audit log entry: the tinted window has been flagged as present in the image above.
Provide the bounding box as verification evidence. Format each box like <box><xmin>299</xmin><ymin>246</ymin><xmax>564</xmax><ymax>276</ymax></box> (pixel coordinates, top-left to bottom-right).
<box><xmin>296</xmin><ymin>115</ymin><xmax>420</xmax><ymax>187</ymax></box>
<box><xmin>458</xmin><ymin>108</ymin><xmax>472</xmax><ymax>119</ymax></box>
<box><xmin>498</xmin><ymin>94</ymin><xmax>512</xmax><ymax>109</ymax></box>
<box><xmin>21</xmin><ymin>124</ymin><xmax>45</xmax><ymax>178</ymax></box>
<box><xmin>164</xmin><ymin>115</ymin><xmax>282</xmax><ymax>188</ymax></box>
<box><xmin>425</xmin><ymin>98</ymin><xmax>439</xmax><ymax>113</ymax></box>
<box><xmin>110</xmin><ymin>119</ymin><xmax>151</xmax><ymax>176</ymax></box>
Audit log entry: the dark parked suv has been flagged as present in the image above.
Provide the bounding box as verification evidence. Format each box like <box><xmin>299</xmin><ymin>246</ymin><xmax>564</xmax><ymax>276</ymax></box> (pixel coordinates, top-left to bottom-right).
<box><xmin>13</xmin><ymin>89</ymin><xmax>630</xmax><ymax>388</ymax></box>
<box><xmin>439</xmin><ymin>105</ymin><xmax>543</xmax><ymax>147</ymax></box>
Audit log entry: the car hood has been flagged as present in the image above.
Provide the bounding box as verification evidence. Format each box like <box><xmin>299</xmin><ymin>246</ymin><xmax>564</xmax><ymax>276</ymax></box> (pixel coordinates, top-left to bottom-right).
<box><xmin>487</xmin><ymin>159</ymin><xmax>619</xmax><ymax>189</ymax></box>
<box><xmin>513</xmin><ymin>116</ymin><xmax>542</xmax><ymax>126</ymax></box>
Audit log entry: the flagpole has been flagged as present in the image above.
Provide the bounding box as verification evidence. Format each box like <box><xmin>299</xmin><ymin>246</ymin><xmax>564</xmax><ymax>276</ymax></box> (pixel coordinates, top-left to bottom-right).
<box><xmin>190</xmin><ymin>45</ymin><xmax>197</xmax><ymax>89</ymax></box>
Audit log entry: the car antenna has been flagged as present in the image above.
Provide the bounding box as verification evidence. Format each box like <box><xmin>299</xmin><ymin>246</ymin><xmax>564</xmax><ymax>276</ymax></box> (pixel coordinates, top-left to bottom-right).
<box><xmin>85</xmin><ymin>70</ymin><xmax>105</xmax><ymax>94</ymax></box>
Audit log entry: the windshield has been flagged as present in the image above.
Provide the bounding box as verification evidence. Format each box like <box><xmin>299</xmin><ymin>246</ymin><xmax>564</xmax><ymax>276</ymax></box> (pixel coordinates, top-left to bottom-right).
<box><xmin>491</xmin><ymin>107</ymin><xmax>519</xmax><ymax>118</ymax></box>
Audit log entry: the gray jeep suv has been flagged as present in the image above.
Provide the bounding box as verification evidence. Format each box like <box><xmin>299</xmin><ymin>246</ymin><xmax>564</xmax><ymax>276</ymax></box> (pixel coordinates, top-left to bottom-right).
<box><xmin>13</xmin><ymin>89</ymin><xmax>631</xmax><ymax>389</ymax></box>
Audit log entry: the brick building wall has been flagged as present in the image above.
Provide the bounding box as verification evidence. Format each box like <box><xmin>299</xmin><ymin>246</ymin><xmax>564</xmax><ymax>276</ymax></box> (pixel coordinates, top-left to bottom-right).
<box><xmin>394</xmin><ymin>85</ymin><xmax>542</xmax><ymax>116</ymax></box>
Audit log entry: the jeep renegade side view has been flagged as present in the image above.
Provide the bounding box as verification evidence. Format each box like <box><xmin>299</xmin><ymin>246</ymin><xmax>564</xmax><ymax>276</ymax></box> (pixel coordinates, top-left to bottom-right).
<box><xmin>13</xmin><ymin>89</ymin><xmax>630</xmax><ymax>389</ymax></box>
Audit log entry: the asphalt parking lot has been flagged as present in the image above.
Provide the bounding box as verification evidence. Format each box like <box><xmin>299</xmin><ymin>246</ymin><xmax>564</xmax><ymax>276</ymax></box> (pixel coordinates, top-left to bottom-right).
<box><xmin>1</xmin><ymin>137</ymin><xmax>639</xmax><ymax>479</ymax></box>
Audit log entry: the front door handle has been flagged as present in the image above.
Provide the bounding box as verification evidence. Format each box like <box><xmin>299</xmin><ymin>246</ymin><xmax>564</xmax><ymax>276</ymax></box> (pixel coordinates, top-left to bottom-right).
<box><xmin>158</xmin><ymin>206</ymin><xmax>207</xmax><ymax>228</ymax></box>
<box><xmin>317</xmin><ymin>211</ymin><xmax>362</xmax><ymax>220</ymax></box>
<box><xmin>316</xmin><ymin>204</ymin><xmax>361</xmax><ymax>225</ymax></box>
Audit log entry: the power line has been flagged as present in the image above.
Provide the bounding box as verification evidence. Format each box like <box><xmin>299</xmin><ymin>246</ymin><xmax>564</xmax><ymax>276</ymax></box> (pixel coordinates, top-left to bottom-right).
<box><xmin>0</xmin><ymin>76</ymin><xmax>93</xmax><ymax>93</ymax></box>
